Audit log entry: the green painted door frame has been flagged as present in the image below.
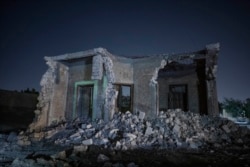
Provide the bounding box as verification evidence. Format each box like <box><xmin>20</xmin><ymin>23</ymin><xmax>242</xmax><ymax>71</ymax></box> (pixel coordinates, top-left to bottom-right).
<box><xmin>73</xmin><ymin>80</ymin><xmax>98</xmax><ymax>121</ymax></box>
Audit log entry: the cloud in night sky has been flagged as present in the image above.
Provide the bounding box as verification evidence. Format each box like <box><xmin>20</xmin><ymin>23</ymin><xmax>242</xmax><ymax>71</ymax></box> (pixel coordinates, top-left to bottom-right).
<box><xmin>0</xmin><ymin>0</ymin><xmax>250</xmax><ymax>101</ymax></box>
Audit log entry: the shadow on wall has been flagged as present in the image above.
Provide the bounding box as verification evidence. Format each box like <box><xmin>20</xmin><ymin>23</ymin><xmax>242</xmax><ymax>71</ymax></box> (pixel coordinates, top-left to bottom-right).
<box><xmin>0</xmin><ymin>89</ymin><xmax>38</xmax><ymax>133</ymax></box>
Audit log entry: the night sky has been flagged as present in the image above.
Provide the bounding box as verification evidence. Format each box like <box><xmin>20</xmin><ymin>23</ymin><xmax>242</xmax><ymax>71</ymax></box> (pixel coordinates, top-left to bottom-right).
<box><xmin>1</xmin><ymin>0</ymin><xmax>250</xmax><ymax>101</ymax></box>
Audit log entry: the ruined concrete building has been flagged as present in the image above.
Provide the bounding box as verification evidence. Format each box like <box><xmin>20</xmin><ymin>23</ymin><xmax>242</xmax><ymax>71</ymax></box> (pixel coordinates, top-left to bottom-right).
<box><xmin>30</xmin><ymin>43</ymin><xmax>220</xmax><ymax>130</ymax></box>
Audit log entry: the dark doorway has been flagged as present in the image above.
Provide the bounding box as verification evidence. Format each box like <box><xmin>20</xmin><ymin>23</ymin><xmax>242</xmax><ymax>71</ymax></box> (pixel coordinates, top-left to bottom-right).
<box><xmin>76</xmin><ymin>85</ymin><xmax>93</xmax><ymax>120</ymax></box>
<box><xmin>115</xmin><ymin>84</ymin><xmax>133</xmax><ymax>113</ymax></box>
<box><xmin>168</xmin><ymin>84</ymin><xmax>188</xmax><ymax>111</ymax></box>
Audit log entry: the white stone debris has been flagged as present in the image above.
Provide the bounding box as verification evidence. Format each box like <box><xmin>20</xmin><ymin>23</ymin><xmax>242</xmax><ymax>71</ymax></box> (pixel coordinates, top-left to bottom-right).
<box><xmin>17</xmin><ymin>109</ymin><xmax>250</xmax><ymax>151</ymax></box>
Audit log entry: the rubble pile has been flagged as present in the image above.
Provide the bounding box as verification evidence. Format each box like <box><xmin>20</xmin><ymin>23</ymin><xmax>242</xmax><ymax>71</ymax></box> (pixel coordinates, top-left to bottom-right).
<box><xmin>1</xmin><ymin>109</ymin><xmax>250</xmax><ymax>166</ymax></box>
<box><xmin>20</xmin><ymin>109</ymin><xmax>250</xmax><ymax>150</ymax></box>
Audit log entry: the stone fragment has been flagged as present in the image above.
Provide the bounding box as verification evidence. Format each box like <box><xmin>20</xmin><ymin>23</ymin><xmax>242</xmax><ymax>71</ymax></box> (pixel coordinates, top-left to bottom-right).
<box><xmin>82</xmin><ymin>139</ymin><xmax>93</xmax><ymax>145</ymax></box>
<box><xmin>70</xmin><ymin>132</ymin><xmax>80</xmax><ymax>139</ymax></box>
<box><xmin>54</xmin><ymin>150</ymin><xmax>66</xmax><ymax>159</ymax></box>
<box><xmin>45</xmin><ymin>129</ymin><xmax>58</xmax><ymax>139</ymax></box>
<box><xmin>109</xmin><ymin>129</ymin><xmax>119</xmax><ymax>139</ymax></box>
<box><xmin>127</xmin><ymin>162</ymin><xmax>138</xmax><ymax>167</ymax></box>
<box><xmin>138</xmin><ymin>111</ymin><xmax>145</xmax><ymax>120</ymax></box>
<box><xmin>222</xmin><ymin>125</ymin><xmax>230</xmax><ymax>133</ymax></box>
<box><xmin>236</xmin><ymin>138</ymin><xmax>243</xmax><ymax>144</ymax></box>
<box><xmin>100</xmin><ymin>138</ymin><xmax>109</xmax><ymax>145</ymax></box>
<box><xmin>123</xmin><ymin>133</ymin><xmax>137</xmax><ymax>141</ymax></box>
<box><xmin>173</xmin><ymin>124</ymin><xmax>180</xmax><ymax>134</ymax></box>
<box><xmin>145</xmin><ymin>127</ymin><xmax>153</xmax><ymax>136</ymax></box>
<box><xmin>97</xmin><ymin>154</ymin><xmax>110</xmax><ymax>163</ymax></box>
<box><xmin>17</xmin><ymin>139</ymin><xmax>31</xmax><ymax>146</ymax></box>
<box><xmin>86</xmin><ymin>124</ymin><xmax>92</xmax><ymax>129</ymax></box>
<box><xmin>7</xmin><ymin>132</ymin><xmax>17</xmax><ymax>142</ymax></box>
<box><xmin>115</xmin><ymin>141</ymin><xmax>122</xmax><ymax>150</ymax></box>
<box><xmin>73</xmin><ymin>145</ymin><xmax>88</xmax><ymax>153</ymax></box>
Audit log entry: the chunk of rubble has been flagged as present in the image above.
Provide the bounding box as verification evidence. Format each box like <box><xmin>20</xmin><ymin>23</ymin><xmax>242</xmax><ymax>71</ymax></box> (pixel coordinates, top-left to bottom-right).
<box><xmin>73</xmin><ymin>145</ymin><xmax>88</xmax><ymax>153</ymax></box>
<box><xmin>97</xmin><ymin>154</ymin><xmax>110</xmax><ymax>163</ymax></box>
<box><xmin>138</xmin><ymin>111</ymin><xmax>145</xmax><ymax>120</ymax></box>
<box><xmin>82</xmin><ymin>139</ymin><xmax>93</xmax><ymax>145</ymax></box>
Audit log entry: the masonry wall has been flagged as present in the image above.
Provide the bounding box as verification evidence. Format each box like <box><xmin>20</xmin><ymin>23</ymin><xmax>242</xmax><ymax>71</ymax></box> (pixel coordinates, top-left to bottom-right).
<box><xmin>112</xmin><ymin>56</ymin><xmax>134</xmax><ymax>84</ymax></box>
<box><xmin>49</xmin><ymin>63</ymin><xmax>69</xmax><ymax>124</ymax></box>
<box><xmin>133</xmin><ymin>57</ymin><xmax>162</xmax><ymax>118</ymax></box>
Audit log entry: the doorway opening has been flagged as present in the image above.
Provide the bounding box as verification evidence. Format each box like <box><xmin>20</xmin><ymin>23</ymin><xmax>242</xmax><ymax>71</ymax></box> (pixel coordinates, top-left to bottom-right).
<box><xmin>76</xmin><ymin>85</ymin><xmax>93</xmax><ymax>120</ymax></box>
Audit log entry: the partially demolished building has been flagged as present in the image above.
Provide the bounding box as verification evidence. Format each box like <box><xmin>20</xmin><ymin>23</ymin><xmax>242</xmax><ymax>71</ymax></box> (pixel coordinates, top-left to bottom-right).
<box><xmin>30</xmin><ymin>43</ymin><xmax>220</xmax><ymax>130</ymax></box>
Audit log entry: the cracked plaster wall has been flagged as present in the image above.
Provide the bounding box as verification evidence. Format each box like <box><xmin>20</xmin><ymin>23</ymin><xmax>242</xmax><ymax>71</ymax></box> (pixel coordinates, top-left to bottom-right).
<box><xmin>133</xmin><ymin>57</ymin><xmax>163</xmax><ymax>119</ymax></box>
<box><xmin>29</xmin><ymin>59</ymin><xmax>57</xmax><ymax>131</ymax></box>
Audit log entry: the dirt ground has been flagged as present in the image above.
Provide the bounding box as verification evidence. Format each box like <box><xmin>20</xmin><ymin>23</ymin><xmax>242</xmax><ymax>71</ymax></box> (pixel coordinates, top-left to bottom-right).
<box><xmin>1</xmin><ymin>141</ymin><xmax>250</xmax><ymax>167</ymax></box>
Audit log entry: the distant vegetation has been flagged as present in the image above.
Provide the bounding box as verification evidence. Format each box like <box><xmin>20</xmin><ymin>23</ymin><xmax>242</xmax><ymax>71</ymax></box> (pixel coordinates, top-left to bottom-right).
<box><xmin>20</xmin><ymin>88</ymin><xmax>39</xmax><ymax>94</ymax></box>
<box><xmin>221</xmin><ymin>98</ymin><xmax>250</xmax><ymax>119</ymax></box>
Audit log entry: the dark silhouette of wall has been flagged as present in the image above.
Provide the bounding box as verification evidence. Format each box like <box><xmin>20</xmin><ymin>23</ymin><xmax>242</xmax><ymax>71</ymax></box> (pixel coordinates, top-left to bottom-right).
<box><xmin>0</xmin><ymin>89</ymin><xmax>38</xmax><ymax>132</ymax></box>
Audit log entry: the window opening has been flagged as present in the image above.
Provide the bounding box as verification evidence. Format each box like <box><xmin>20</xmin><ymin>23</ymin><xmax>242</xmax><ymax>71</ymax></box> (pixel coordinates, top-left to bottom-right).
<box><xmin>115</xmin><ymin>84</ymin><xmax>133</xmax><ymax>113</ymax></box>
<box><xmin>168</xmin><ymin>84</ymin><xmax>188</xmax><ymax>111</ymax></box>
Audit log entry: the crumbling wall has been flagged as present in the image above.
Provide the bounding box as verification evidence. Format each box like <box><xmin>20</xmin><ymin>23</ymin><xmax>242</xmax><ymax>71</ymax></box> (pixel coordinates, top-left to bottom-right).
<box><xmin>29</xmin><ymin>58</ymin><xmax>57</xmax><ymax>131</ymax></box>
<box><xmin>133</xmin><ymin>57</ymin><xmax>164</xmax><ymax>118</ymax></box>
<box><xmin>112</xmin><ymin>56</ymin><xmax>133</xmax><ymax>84</ymax></box>
<box><xmin>92</xmin><ymin>50</ymin><xmax>134</xmax><ymax>121</ymax></box>
<box><xmin>102</xmin><ymin>56</ymin><xmax>117</xmax><ymax>121</ymax></box>
<box><xmin>48</xmin><ymin>63</ymin><xmax>69</xmax><ymax>124</ymax></box>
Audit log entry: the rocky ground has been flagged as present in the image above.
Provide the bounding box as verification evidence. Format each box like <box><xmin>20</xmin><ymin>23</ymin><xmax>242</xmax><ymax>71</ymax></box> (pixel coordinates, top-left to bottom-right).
<box><xmin>1</xmin><ymin>110</ymin><xmax>250</xmax><ymax>167</ymax></box>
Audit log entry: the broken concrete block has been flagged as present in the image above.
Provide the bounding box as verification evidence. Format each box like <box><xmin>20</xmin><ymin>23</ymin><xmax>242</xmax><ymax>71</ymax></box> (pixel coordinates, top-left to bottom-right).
<box><xmin>100</xmin><ymin>138</ymin><xmax>109</xmax><ymax>145</ymax></box>
<box><xmin>97</xmin><ymin>154</ymin><xmax>110</xmax><ymax>163</ymax></box>
<box><xmin>145</xmin><ymin>127</ymin><xmax>153</xmax><ymax>136</ymax></box>
<box><xmin>69</xmin><ymin>132</ymin><xmax>81</xmax><ymax>139</ymax></box>
<box><xmin>138</xmin><ymin>111</ymin><xmax>145</xmax><ymax>120</ymax></box>
<box><xmin>86</xmin><ymin>124</ymin><xmax>92</xmax><ymax>129</ymax></box>
<box><xmin>146</xmin><ymin>121</ymin><xmax>151</xmax><ymax>127</ymax></box>
<box><xmin>222</xmin><ymin>125</ymin><xmax>230</xmax><ymax>133</ymax></box>
<box><xmin>17</xmin><ymin>139</ymin><xmax>31</xmax><ymax>146</ymax></box>
<box><xmin>189</xmin><ymin>141</ymin><xmax>199</xmax><ymax>149</ymax></box>
<box><xmin>45</xmin><ymin>129</ymin><xmax>58</xmax><ymax>139</ymax></box>
<box><xmin>82</xmin><ymin>139</ymin><xmax>93</xmax><ymax>145</ymax></box>
<box><xmin>123</xmin><ymin>133</ymin><xmax>137</xmax><ymax>141</ymax></box>
<box><xmin>236</xmin><ymin>138</ymin><xmax>243</xmax><ymax>144</ymax></box>
<box><xmin>7</xmin><ymin>132</ymin><xmax>17</xmax><ymax>142</ymax></box>
<box><xmin>81</xmin><ymin>124</ymin><xmax>87</xmax><ymax>129</ymax></box>
<box><xmin>115</xmin><ymin>141</ymin><xmax>122</xmax><ymax>150</ymax></box>
<box><xmin>73</xmin><ymin>145</ymin><xmax>88</xmax><ymax>153</ymax></box>
<box><xmin>127</xmin><ymin>162</ymin><xmax>138</xmax><ymax>167</ymax></box>
<box><xmin>108</xmin><ymin>129</ymin><xmax>119</xmax><ymax>139</ymax></box>
<box><xmin>173</xmin><ymin>124</ymin><xmax>180</xmax><ymax>134</ymax></box>
<box><xmin>56</xmin><ymin>150</ymin><xmax>66</xmax><ymax>159</ymax></box>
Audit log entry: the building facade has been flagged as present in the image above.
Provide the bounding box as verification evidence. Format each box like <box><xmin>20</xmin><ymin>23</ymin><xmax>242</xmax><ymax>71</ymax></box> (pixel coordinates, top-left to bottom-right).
<box><xmin>30</xmin><ymin>43</ymin><xmax>220</xmax><ymax>130</ymax></box>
